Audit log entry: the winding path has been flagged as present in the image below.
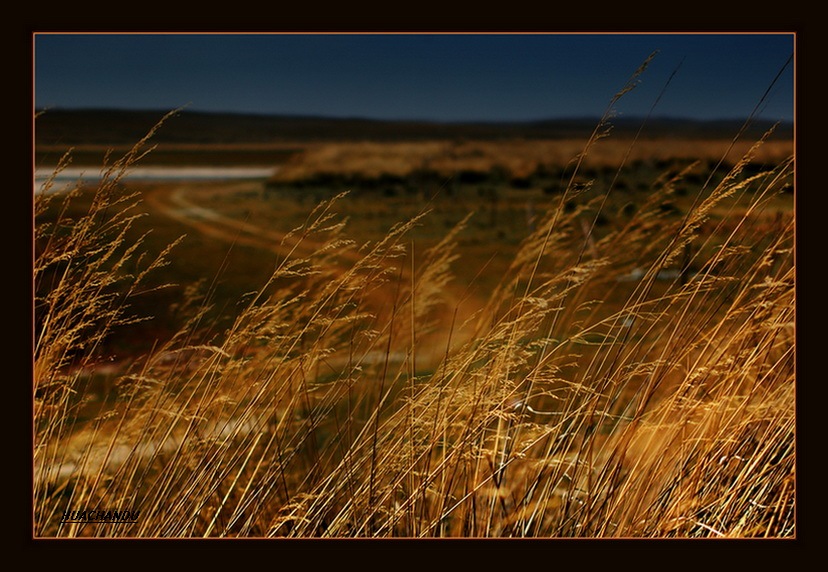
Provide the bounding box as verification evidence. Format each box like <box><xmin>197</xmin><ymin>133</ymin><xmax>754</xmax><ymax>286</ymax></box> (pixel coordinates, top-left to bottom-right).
<box><xmin>143</xmin><ymin>183</ymin><xmax>329</xmax><ymax>259</ymax></box>
<box><xmin>141</xmin><ymin>182</ymin><xmax>482</xmax><ymax>367</ymax></box>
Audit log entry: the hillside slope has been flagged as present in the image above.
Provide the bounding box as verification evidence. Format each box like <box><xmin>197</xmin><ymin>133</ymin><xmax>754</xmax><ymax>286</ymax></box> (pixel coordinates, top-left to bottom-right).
<box><xmin>35</xmin><ymin>108</ymin><xmax>794</xmax><ymax>146</ymax></box>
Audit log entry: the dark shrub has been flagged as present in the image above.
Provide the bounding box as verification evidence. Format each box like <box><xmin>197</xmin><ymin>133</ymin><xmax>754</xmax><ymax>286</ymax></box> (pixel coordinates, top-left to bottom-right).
<box><xmin>510</xmin><ymin>176</ymin><xmax>532</xmax><ymax>189</ymax></box>
<box><xmin>457</xmin><ymin>169</ymin><xmax>489</xmax><ymax>184</ymax></box>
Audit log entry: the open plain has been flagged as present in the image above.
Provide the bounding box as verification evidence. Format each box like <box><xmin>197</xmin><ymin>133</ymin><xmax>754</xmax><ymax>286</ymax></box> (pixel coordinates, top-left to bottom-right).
<box><xmin>33</xmin><ymin>110</ymin><xmax>795</xmax><ymax>538</ymax></box>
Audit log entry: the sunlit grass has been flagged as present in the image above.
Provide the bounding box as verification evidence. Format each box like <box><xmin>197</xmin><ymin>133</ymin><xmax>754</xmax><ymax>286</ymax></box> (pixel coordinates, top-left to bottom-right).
<box><xmin>33</xmin><ymin>91</ymin><xmax>794</xmax><ymax>539</ymax></box>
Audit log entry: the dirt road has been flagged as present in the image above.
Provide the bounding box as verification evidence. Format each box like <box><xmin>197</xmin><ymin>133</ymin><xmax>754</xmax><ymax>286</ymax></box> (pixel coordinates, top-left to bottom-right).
<box><xmin>143</xmin><ymin>182</ymin><xmax>332</xmax><ymax>259</ymax></box>
<box><xmin>141</xmin><ymin>182</ymin><xmax>483</xmax><ymax>368</ymax></box>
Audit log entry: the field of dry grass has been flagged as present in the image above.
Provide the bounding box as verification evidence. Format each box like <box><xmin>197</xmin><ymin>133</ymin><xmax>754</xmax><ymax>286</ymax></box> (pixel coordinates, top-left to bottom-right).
<box><xmin>33</xmin><ymin>107</ymin><xmax>795</xmax><ymax>538</ymax></box>
<box><xmin>270</xmin><ymin>137</ymin><xmax>793</xmax><ymax>182</ymax></box>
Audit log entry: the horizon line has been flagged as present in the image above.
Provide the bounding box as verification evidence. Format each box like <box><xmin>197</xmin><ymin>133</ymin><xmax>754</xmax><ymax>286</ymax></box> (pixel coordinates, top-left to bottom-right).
<box><xmin>35</xmin><ymin>106</ymin><xmax>795</xmax><ymax>125</ymax></box>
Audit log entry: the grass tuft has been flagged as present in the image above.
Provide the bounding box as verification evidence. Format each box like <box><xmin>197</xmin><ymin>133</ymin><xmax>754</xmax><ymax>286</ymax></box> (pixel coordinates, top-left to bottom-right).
<box><xmin>34</xmin><ymin>100</ymin><xmax>794</xmax><ymax>538</ymax></box>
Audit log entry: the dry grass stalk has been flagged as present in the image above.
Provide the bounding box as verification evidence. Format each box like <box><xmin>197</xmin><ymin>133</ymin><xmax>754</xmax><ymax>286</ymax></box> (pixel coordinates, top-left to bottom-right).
<box><xmin>34</xmin><ymin>98</ymin><xmax>794</xmax><ymax>538</ymax></box>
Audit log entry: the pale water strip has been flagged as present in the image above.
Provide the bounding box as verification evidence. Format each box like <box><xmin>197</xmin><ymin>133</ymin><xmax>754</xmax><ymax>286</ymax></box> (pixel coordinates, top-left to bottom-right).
<box><xmin>34</xmin><ymin>166</ymin><xmax>278</xmax><ymax>194</ymax></box>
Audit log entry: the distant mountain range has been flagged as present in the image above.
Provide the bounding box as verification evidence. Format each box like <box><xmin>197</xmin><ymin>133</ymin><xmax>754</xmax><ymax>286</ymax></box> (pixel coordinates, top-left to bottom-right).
<box><xmin>34</xmin><ymin>108</ymin><xmax>794</xmax><ymax>146</ymax></box>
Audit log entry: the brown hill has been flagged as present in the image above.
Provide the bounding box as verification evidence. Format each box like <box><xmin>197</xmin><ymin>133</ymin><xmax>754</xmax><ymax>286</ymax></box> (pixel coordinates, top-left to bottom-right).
<box><xmin>35</xmin><ymin>108</ymin><xmax>794</xmax><ymax>147</ymax></box>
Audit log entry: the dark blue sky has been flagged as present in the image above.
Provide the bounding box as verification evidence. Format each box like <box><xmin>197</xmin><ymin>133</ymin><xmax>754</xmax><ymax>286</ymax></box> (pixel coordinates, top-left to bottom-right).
<box><xmin>34</xmin><ymin>33</ymin><xmax>795</xmax><ymax>123</ymax></box>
